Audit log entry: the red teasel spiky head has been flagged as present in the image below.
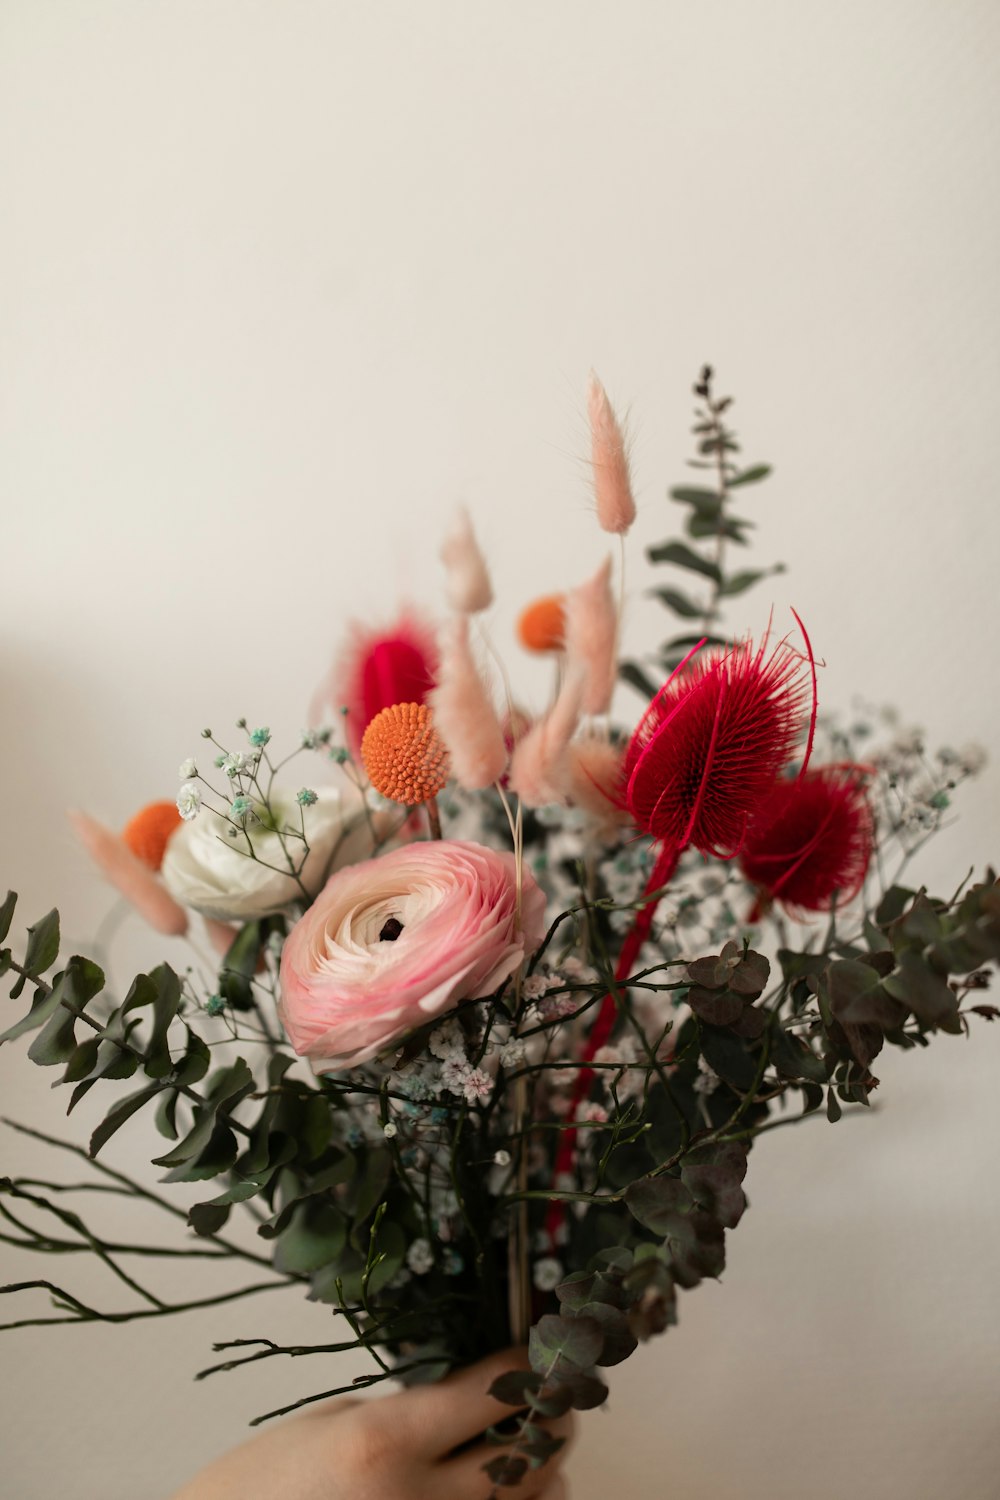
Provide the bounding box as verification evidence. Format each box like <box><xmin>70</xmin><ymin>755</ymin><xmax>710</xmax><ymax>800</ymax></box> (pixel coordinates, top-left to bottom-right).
<box><xmin>317</xmin><ymin>613</ymin><xmax>439</xmax><ymax>758</ymax></box>
<box><xmin>739</xmin><ymin>762</ymin><xmax>874</xmax><ymax>916</ymax></box>
<box><xmin>623</xmin><ymin>618</ymin><xmax>818</xmax><ymax>858</ymax></box>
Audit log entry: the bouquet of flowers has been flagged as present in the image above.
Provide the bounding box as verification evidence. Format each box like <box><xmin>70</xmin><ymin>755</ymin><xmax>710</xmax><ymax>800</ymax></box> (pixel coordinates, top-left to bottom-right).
<box><xmin>3</xmin><ymin>368</ymin><xmax>997</xmax><ymax>1493</ymax></box>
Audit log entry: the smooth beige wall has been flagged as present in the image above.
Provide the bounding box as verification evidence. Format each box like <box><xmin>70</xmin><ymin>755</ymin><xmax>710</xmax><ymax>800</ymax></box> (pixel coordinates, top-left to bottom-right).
<box><xmin>2</xmin><ymin>3</ymin><xmax>998</xmax><ymax>1497</ymax></box>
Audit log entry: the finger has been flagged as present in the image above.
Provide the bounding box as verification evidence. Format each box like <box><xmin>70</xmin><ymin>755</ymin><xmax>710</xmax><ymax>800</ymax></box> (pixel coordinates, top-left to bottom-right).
<box><xmin>539</xmin><ymin>1476</ymin><xmax>569</xmax><ymax>1500</ymax></box>
<box><xmin>390</xmin><ymin>1347</ymin><xmax>533</xmax><ymax>1457</ymax></box>
<box><xmin>439</xmin><ymin>1411</ymin><xmax>576</xmax><ymax>1499</ymax></box>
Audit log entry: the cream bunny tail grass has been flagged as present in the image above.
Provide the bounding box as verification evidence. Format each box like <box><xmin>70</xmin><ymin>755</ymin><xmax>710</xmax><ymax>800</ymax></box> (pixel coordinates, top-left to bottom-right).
<box><xmin>564</xmin><ymin>555</ymin><xmax>618</xmax><ymax>717</ymax></box>
<box><xmin>507</xmin><ymin>669</ymin><xmax>584</xmax><ymax>808</ymax></box>
<box><xmin>440</xmin><ymin>506</ymin><xmax>494</xmax><ymax>614</ymax></box>
<box><xmin>588</xmin><ymin>372</ymin><xmax>636</xmax><ymax>536</ymax></box>
<box><xmin>430</xmin><ymin>617</ymin><xmax>508</xmax><ymax>790</ymax></box>
<box><xmin>567</xmin><ymin>735</ymin><xmax>630</xmax><ymax>831</ymax></box>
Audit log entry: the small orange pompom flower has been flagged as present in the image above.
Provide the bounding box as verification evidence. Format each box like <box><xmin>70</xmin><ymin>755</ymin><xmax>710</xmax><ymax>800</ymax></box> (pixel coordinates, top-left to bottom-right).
<box><xmin>361</xmin><ymin>703</ymin><xmax>450</xmax><ymax>806</ymax></box>
<box><xmin>517</xmin><ymin>595</ymin><xmax>566</xmax><ymax>654</ymax></box>
<box><xmin>122</xmin><ymin>801</ymin><xmax>183</xmax><ymax>871</ymax></box>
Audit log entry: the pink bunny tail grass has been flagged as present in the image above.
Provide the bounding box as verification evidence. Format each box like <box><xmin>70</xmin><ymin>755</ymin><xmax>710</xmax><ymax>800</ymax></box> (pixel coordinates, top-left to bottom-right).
<box><xmin>588</xmin><ymin>372</ymin><xmax>636</xmax><ymax>536</ymax></box>
<box><xmin>567</xmin><ymin>736</ymin><xmax>630</xmax><ymax>830</ymax></box>
<box><xmin>564</xmin><ymin>555</ymin><xmax>618</xmax><ymax>717</ymax></box>
<box><xmin>440</xmin><ymin>506</ymin><xmax>493</xmax><ymax>614</ymax></box>
<box><xmin>507</xmin><ymin>671</ymin><xmax>584</xmax><ymax>807</ymax></box>
<box><xmin>68</xmin><ymin>809</ymin><xmax>189</xmax><ymax>937</ymax></box>
<box><xmin>204</xmin><ymin>917</ymin><xmax>240</xmax><ymax>958</ymax></box>
<box><xmin>430</xmin><ymin>617</ymin><xmax>508</xmax><ymax>790</ymax></box>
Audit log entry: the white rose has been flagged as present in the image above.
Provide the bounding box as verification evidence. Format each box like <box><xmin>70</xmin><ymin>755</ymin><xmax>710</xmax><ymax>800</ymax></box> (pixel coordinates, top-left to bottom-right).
<box><xmin>161</xmin><ymin>781</ymin><xmax>375</xmax><ymax>922</ymax></box>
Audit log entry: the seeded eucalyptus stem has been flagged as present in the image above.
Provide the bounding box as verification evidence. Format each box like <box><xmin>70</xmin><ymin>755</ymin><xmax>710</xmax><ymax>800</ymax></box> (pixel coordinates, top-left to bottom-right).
<box><xmin>487</xmin><ymin>1347</ymin><xmax>569</xmax><ymax>1498</ymax></box>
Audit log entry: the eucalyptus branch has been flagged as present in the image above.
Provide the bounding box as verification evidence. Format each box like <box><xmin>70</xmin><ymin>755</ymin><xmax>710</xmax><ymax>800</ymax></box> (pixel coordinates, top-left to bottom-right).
<box><xmin>487</xmin><ymin>1347</ymin><xmax>568</xmax><ymax>1497</ymax></box>
<box><xmin>1</xmin><ymin>958</ymin><xmax>255</xmax><ymax>1142</ymax></box>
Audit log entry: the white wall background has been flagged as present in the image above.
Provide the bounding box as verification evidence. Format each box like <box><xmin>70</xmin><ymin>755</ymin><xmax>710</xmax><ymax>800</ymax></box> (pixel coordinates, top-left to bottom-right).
<box><xmin>2</xmin><ymin>3</ymin><xmax>999</xmax><ymax>1497</ymax></box>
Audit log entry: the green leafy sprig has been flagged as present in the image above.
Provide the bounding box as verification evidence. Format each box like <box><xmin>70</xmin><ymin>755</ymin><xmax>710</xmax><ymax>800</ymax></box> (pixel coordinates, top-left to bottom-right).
<box><xmin>621</xmin><ymin>364</ymin><xmax>785</xmax><ymax>698</ymax></box>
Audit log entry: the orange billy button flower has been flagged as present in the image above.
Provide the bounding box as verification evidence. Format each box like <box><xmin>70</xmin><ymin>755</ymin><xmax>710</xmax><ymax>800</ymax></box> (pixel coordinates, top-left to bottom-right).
<box><xmin>122</xmin><ymin>801</ymin><xmax>183</xmax><ymax>871</ymax></box>
<box><xmin>361</xmin><ymin>702</ymin><xmax>450</xmax><ymax>806</ymax></box>
<box><xmin>517</xmin><ymin>594</ymin><xmax>566</xmax><ymax>653</ymax></box>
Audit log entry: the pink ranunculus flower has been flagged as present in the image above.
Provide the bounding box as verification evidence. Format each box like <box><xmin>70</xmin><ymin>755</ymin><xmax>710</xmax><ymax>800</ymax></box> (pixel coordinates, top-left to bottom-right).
<box><xmin>278</xmin><ymin>840</ymin><xmax>548</xmax><ymax>1071</ymax></box>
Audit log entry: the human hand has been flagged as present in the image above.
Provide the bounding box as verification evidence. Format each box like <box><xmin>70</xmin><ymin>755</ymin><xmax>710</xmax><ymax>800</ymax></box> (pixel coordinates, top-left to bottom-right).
<box><xmin>169</xmin><ymin>1348</ymin><xmax>574</xmax><ymax>1500</ymax></box>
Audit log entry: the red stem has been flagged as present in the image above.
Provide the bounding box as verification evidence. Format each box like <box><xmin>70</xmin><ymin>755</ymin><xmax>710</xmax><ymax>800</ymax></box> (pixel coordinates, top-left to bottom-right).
<box><xmin>544</xmin><ymin>840</ymin><xmax>681</xmax><ymax>1244</ymax></box>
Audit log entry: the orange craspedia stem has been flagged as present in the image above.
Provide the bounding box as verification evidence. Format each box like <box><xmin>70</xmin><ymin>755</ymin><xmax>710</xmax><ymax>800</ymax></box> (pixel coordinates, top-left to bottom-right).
<box><xmin>122</xmin><ymin>801</ymin><xmax>183</xmax><ymax>871</ymax></box>
<box><xmin>361</xmin><ymin>702</ymin><xmax>450</xmax><ymax>806</ymax></box>
<box><xmin>517</xmin><ymin>594</ymin><xmax>566</xmax><ymax>654</ymax></box>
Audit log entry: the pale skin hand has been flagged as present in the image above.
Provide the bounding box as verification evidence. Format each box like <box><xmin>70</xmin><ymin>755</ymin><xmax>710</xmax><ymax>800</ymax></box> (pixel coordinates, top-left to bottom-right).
<box><xmin>169</xmin><ymin>1349</ymin><xmax>574</xmax><ymax>1500</ymax></box>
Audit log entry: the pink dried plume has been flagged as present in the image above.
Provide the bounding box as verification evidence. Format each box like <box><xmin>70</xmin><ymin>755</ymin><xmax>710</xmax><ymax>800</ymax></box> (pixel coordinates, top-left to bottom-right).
<box><xmin>68</xmin><ymin>810</ymin><xmax>188</xmax><ymax>937</ymax></box>
<box><xmin>564</xmin><ymin>555</ymin><xmax>618</xmax><ymax>717</ymax></box>
<box><xmin>440</xmin><ymin>507</ymin><xmax>493</xmax><ymax>614</ymax></box>
<box><xmin>567</xmin><ymin>736</ymin><xmax>629</xmax><ymax>830</ymax></box>
<box><xmin>324</xmin><ymin>612</ymin><xmax>439</xmax><ymax>758</ymax></box>
<box><xmin>588</xmin><ymin>373</ymin><xmax>636</xmax><ymax>536</ymax></box>
<box><xmin>507</xmin><ymin>670</ymin><xmax>584</xmax><ymax>807</ymax></box>
<box><xmin>430</xmin><ymin>617</ymin><xmax>508</xmax><ymax>790</ymax></box>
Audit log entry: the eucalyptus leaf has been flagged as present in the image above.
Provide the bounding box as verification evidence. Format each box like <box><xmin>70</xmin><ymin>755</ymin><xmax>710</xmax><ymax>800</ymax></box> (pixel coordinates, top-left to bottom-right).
<box><xmin>23</xmin><ymin>909</ymin><xmax>60</xmax><ymax>978</ymax></box>
<box><xmin>145</xmin><ymin>966</ymin><xmax>182</xmax><ymax>1078</ymax></box>
<box><xmin>273</xmin><ymin>1200</ymin><xmax>348</xmax><ymax>1274</ymax></box>
<box><xmin>646</xmin><ymin>541</ymin><xmax>721</xmax><ymax>582</ymax></box>
<box><xmin>89</xmin><ymin>1081</ymin><xmax>163</xmax><ymax>1157</ymax></box>
<box><xmin>218</xmin><ymin>922</ymin><xmax>262</xmax><ymax>1012</ymax></box>
<box><xmin>688</xmin><ymin>513</ymin><xmax>752</xmax><ymax>544</ymax></box>
<box><xmin>25</xmin><ymin>995</ymin><xmax>77</xmax><ymax>1067</ymax></box>
<box><xmin>528</xmin><ymin>1313</ymin><xmax>604</xmax><ymax>1374</ymax></box>
<box><xmin>718</xmin><ymin>569</ymin><xmax>771</xmax><ymax>597</ymax></box>
<box><xmin>573</xmin><ymin>1301</ymin><xmax>638</xmax><ymax>1366</ymax></box>
<box><xmin>648</xmin><ymin>587</ymin><xmax>705</xmax><ymax>620</ymax></box>
<box><xmin>485</xmin><ymin>1455</ymin><xmax>527</xmax><ymax>1487</ymax></box>
<box><xmin>0</xmin><ymin>891</ymin><xmax>16</xmax><ymax>944</ymax></box>
<box><xmin>624</xmin><ymin>1175</ymin><xmax>692</xmax><ymax>1236</ymax></box>
<box><xmin>883</xmin><ymin>949</ymin><xmax>960</xmax><ymax>1028</ymax></box>
<box><xmin>669</xmin><ymin>485</ymin><xmax>722</xmax><ymax>513</ymax></box>
<box><xmin>618</xmin><ymin>660</ymin><xmax>660</xmax><ymax>700</ymax></box>
<box><xmin>728</xmin><ymin>464</ymin><xmax>772</xmax><ymax>487</ymax></box>
<box><xmin>489</xmin><ymin>1370</ymin><xmax>543</xmax><ymax>1407</ymax></box>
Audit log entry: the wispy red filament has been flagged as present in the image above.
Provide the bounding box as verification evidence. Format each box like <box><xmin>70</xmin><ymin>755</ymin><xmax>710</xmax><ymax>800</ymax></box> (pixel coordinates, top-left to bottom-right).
<box><xmin>739</xmin><ymin>763</ymin><xmax>873</xmax><ymax>916</ymax></box>
<box><xmin>328</xmin><ymin>615</ymin><xmax>439</xmax><ymax>756</ymax></box>
<box><xmin>624</xmin><ymin>624</ymin><xmax>817</xmax><ymax>857</ymax></box>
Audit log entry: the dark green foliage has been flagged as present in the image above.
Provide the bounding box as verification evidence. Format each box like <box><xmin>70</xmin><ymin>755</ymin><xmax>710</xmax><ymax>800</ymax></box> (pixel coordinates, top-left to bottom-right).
<box><xmin>621</xmin><ymin>367</ymin><xmax>782</xmax><ymax>698</ymax></box>
<box><xmin>1</xmin><ymin>856</ymin><xmax>997</xmax><ymax>1499</ymax></box>
<box><xmin>217</xmin><ymin>921</ymin><xmax>264</xmax><ymax>1012</ymax></box>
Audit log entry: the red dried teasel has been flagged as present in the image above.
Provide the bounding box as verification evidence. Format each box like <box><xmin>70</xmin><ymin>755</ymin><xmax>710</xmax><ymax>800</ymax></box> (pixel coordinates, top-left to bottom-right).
<box><xmin>549</xmin><ymin>618</ymin><xmax>819</xmax><ymax>1247</ymax></box>
<box><xmin>623</xmin><ymin>621</ymin><xmax>818</xmax><ymax>857</ymax></box>
<box><xmin>739</xmin><ymin>763</ymin><xmax>874</xmax><ymax>917</ymax></box>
